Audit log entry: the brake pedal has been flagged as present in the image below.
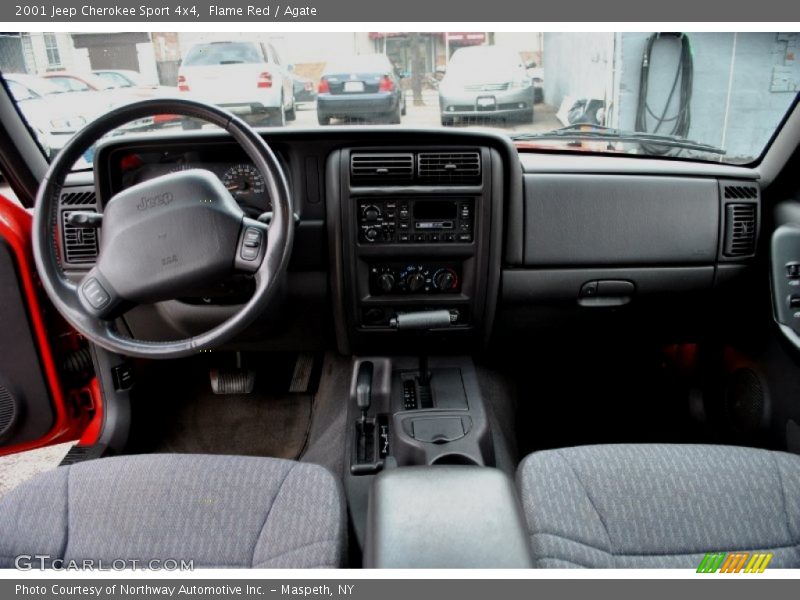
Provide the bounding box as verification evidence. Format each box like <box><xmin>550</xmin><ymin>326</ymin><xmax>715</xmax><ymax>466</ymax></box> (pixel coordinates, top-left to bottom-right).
<box><xmin>210</xmin><ymin>352</ymin><xmax>255</xmax><ymax>395</ymax></box>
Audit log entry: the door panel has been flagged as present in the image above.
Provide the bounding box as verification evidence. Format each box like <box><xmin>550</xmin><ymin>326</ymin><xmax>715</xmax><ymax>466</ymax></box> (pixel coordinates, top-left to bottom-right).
<box><xmin>0</xmin><ymin>193</ymin><xmax>86</xmax><ymax>455</ymax></box>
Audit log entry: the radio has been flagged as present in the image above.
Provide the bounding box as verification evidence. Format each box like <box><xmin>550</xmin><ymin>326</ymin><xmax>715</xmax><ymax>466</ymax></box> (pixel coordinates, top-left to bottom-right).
<box><xmin>357</xmin><ymin>198</ymin><xmax>474</xmax><ymax>244</ymax></box>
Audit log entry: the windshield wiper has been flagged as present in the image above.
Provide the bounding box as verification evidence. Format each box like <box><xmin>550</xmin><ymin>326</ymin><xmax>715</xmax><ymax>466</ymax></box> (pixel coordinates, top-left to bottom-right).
<box><xmin>511</xmin><ymin>124</ymin><xmax>726</xmax><ymax>155</ymax></box>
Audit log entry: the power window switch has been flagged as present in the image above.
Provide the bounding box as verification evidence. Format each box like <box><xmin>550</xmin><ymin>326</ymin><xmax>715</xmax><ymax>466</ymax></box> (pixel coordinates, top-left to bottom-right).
<box><xmin>789</xmin><ymin>296</ymin><xmax>800</xmax><ymax>310</ymax></box>
<box><xmin>786</xmin><ymin>262</ymin><xmax>800</xmax><ymax>279</ymax></box>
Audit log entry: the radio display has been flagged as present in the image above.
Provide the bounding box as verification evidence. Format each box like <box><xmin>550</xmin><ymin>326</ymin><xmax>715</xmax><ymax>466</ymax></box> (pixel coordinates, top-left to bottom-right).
<box><xmin>413</xmin><ymin>201</ymin><xmax>458</xmax><ymax>220</ymax></box>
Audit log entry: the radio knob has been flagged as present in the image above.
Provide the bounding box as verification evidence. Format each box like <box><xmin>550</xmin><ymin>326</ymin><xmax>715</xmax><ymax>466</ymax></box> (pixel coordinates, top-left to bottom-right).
<box><xmin>407</xmin><ymin>272</ymin><xmax>426</xmax><ymax>292</ymax></box>
<box><xmin>433</xmin><ymin>269</ymin><xmax>457</xmax><ymax>291</ymax></box>
<box><xmin>364</xmin><ymin>228</ymin><xmax>378</xmax><ymax>241</ymax></box>
<box><xmin>363</xmin><ymin>205</ymin><xmax>381</xmax><ymax>222</ymax></box>
<box><xmin>377</xmin><ymin>273</ymin><xmax>395</xmax><ymax>293</ymax></box>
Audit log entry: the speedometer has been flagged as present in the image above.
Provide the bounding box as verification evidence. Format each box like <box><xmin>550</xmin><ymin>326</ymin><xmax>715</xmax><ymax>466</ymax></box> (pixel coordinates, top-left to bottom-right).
<box><xmin>221</xmin><ymin>164</ymin><xmax>266</xmax><ymax>198</ymax></box>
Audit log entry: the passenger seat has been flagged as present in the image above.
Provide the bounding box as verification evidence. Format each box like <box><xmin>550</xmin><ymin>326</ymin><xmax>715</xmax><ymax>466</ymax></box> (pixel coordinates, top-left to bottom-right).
<box><xmin>516</xmin><ymin>444</ymin><xmax>800</xmax><ymax>568</ymax></box>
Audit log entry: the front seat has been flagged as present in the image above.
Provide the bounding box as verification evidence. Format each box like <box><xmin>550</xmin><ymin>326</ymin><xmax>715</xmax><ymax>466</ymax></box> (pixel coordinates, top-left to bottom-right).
<box><xmin>0</xmin><ymin>454</ymin><xmax>345</xmax><ymax>569</ymax></box>
<box><xmin>517</xmin><ymin>444</ymin><xmax>800</xmax><ymax>568</ymax></box>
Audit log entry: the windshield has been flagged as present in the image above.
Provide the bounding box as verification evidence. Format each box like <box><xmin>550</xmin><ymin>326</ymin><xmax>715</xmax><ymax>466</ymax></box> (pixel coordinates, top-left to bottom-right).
<box><xmin>2</xmin><ymin>31</ymin><xmax>798</xmax><ymax>166</ymax></box>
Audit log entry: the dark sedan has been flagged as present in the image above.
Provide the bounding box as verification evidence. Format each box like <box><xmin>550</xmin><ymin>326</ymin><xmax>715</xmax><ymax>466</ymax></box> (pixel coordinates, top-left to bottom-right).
<box><xmin>316</xmin><ymin>54</ymin><xmax>406</xmax><ymax>125</ymax></box>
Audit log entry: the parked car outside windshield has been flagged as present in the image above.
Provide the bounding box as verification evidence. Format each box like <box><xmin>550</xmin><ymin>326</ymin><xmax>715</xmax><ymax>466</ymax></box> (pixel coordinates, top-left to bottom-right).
<box><xmin>439</xmin><ymin>45</ymin><xmax>535</xmax><ymax>126</ymax></box>
<box><xmin>317</xmin><ymin>54</ymin><xmax>406</xmax><ymax>125</ymax></box>
<box><xmin>177</xmin><ymin>40</ymin><xmax>296</xmax><ymax>127</ymax></box>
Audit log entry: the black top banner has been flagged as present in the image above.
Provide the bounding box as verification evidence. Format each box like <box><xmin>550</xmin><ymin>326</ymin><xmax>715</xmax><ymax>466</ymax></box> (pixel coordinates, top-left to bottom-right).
<box><xmin>3</xmin><ymin>0</ymin><xmax>800</xmax><ymax>22</ymax></box>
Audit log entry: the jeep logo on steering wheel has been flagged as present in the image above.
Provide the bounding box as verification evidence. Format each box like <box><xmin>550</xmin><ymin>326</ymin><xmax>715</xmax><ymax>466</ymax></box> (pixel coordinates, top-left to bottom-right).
<box><xmin>137</xmin><ymin>191</ymin><xmax>174</xmax><ymax>211</ymax></box>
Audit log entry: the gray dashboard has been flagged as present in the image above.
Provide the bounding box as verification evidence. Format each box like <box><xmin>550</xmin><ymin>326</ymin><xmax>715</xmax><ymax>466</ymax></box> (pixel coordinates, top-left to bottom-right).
<box><xmin>57</xmin><ymin>128</ymin><xmax>761</xmax><ymax>351</ymax></box>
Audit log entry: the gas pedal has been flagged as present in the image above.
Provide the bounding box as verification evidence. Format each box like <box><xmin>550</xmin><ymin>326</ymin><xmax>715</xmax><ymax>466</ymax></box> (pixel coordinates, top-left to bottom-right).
<box><xmin>289</xmin><ymin>353</ymin><xmax>315</xmax><ymax>393</ymax></box>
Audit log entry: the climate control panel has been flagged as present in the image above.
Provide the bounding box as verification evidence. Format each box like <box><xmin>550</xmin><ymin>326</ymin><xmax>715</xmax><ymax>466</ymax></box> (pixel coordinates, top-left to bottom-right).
<box><xmin>369</xmin><ymin>263</ymin><xmax>461</xmax><ymax>295</ymax></box>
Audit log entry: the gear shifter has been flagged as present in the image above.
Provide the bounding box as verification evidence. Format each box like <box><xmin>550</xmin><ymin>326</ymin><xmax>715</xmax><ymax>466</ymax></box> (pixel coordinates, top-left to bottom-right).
<box><xmin>356</xmin><ymin>361</ymin><xmax>373</xmax><ymax>424</ymax></box>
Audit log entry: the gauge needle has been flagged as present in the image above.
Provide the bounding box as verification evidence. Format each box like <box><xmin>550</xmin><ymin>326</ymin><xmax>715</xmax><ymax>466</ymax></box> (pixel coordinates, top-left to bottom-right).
<box><xmin>226</xmin><ymin>184</ymin><xmax>240</xmax><ymax>191</ymax></box>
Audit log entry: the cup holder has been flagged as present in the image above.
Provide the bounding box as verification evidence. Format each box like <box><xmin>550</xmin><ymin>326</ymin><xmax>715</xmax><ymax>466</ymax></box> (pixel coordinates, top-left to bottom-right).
<box><xmin>430</xmin><ymin>453</ymin><xmax>481</xmax><ymax>466</ymax></box>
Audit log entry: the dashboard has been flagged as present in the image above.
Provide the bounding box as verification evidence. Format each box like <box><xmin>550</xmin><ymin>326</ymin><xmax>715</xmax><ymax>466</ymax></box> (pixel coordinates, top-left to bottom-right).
<box><xmin>55</xmin><ymin>127</ymin><xmax>761</xmax><ymax>353</ymax></box>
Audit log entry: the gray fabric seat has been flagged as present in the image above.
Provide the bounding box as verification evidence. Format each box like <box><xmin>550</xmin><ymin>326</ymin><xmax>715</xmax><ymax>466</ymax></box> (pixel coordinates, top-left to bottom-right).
<box><xmin>517</xmin><ymin>444</ymin><xmax>800</xmax><ymax>568</ymax></box>
<box><xmin>0</xmin><ymin>454</ymin><xmax>346</xmax><ymax>569</ymax></box>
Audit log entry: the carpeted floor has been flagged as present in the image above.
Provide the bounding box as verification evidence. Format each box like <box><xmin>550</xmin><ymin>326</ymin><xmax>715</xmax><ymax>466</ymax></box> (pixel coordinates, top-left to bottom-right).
<box><xmin>128</xmin><ymin>353</ymin><xmax>318</xmax><ymax>459</ymax></box>
<box><xmin>153</xmin><ymin>388</ymin><xmax>314</xmax><ymax>458</ymax></box>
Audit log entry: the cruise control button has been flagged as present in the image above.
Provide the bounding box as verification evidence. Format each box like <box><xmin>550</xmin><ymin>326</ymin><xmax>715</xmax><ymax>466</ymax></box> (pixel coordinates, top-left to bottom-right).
<box><xmin>82</xmin><ymin>277</ymin><xmax>111</xmax><ymax>309</ymax></box>
<box><xmin>240</xmin><ymin>227</ymin><xmax>263</xmax><ymax>260</ymax></box>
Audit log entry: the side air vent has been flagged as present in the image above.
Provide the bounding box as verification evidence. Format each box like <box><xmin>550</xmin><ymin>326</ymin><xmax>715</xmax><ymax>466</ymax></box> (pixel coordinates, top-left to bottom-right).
<box><xmin>723</xmin><ymin>203</ymin><xmax>757</xmax><ymax>257</ymax></box>
<box><xmin>350</xmin><ymin>153</ymin><xmax>414</xmax><ymax>184</ymax></box>
<box><xmin>418</xmin><ymin>152</ymin><xmax>481</xmax><ymax>184</ymax></box>
<box><xmin>59</xmin><ymin>189</ymin><xmax>99</xmax><ymax>267</ymax></box>
<box><xmin>724</xmin><ymin>185</ymin><xmax>758</xmax><ymax>200</ymax></box>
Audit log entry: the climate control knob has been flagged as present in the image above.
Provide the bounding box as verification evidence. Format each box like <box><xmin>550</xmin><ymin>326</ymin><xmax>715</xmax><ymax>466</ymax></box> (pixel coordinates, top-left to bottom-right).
<box><xmin>407</xmin><ymin>272</ymin><xmax>426</xmax><ymax>292</ymax></box>
<box><xmin>433</xmin><ymin>268</ymin><xmax>457</xmax><ymax>291</ymax></box>
<box><xmin>363</xmin><ymin>205</ymin><xmax>381</xmax><ymax>222</ymax></box>
<box><xmin>364</xmin><ymin>228</ymin><xmax>378</xmax><ymax>241</ymax></box>
<box><xmin>377</xmin><ymin>273</ymin><xmax>395</xmax><ymax>293</ymax></box>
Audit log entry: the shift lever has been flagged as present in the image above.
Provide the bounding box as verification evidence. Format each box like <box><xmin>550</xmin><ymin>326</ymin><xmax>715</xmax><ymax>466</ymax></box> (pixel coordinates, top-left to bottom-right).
<box><xmin>356</xmin><ymin>361</ymin><xmax>374</xmax><ymax>424</ymax></box>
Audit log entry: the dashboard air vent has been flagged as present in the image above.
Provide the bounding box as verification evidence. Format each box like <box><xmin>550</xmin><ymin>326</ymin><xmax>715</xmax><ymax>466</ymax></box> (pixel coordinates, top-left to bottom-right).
<box><xmin>724</xmin><ymin>185</ymin><xmax>758</xmax><ymax>200</ymax></box>
<box><xmin>59</xmin><ymin>190</ymin><xmax>97</xmax><ymax>206</ymax></box>
<box><xmin>417</xmin><ymin>152</ymin><xmax>481</xmax><ymax>184</ymax></box>
<box><xmin>59</xmin><ymin>189</ymin><xmax>99</xmax><ymax>266</ymax></box>
<box><xmin>723</xmin><ymin>203</ymin><xmax>757</xmax><ymax>257</ymax></box>
<box><xmin>350</xmin><ymin>153</ymin><xmax>414</xmax><ymax>183</ymax></box>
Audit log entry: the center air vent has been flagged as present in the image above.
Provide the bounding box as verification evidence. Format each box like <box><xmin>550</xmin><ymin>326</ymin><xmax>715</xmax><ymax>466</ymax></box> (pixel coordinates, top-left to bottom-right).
<box><xmin>59</xmin><ymin>189</ymin><xmax>99</xmax><ymax>267</ymax></box>
<box><xmin>418</xmin><ymin>152</ymin><xmax>481</xmax><ymax>184</ymax></box>
<box><xmin>350</xmin><ymin>153</ymin><xmax>414</xmax><ymax>184</ymax></box>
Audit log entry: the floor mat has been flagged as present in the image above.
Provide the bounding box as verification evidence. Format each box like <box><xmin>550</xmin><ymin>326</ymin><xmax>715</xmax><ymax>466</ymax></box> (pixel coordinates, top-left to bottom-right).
<box><xmin>128</xmin><ymin>354</ymin><xmax>315</xmax><ymax>459</ymax></box>
<box><xmin>154</xmin><ymin>389</ymin><xmax>313</xmax><ymax>458</ymax></box>
<box><xmin>507</xmin><ymin>340</ymin><xmax>712</xmax><ymax>458</ymax></box>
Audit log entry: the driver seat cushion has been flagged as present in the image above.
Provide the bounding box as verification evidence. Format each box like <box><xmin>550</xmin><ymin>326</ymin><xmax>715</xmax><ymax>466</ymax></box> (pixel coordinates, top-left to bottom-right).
<box><xmin>0</xmin><ymin>454</ymin><xmax>346</xmax><ymax>569</ymax></box>
<box><xmin>517</xmin><ymin>444</ymin><xmax>800</xmax><ymax>568</ymax></box>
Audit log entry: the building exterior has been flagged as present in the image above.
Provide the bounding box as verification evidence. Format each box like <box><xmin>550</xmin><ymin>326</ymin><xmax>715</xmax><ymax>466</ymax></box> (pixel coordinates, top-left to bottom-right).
<box><xmin>0</xmin><ymin>32</ymin><xmax>159</xmax><ymax>85</ymax></box>
<box><xmin>543</xmin><ymin>32</ymin><xmax>800</xmax><ymax>160</ymax></box>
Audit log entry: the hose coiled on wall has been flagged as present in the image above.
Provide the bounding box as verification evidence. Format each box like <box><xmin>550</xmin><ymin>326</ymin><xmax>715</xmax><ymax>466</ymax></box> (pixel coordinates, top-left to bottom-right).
<box><xmin>635</xmin><ymin>32</ymin><xmax>694</xmax><ymax>155</ymax></box>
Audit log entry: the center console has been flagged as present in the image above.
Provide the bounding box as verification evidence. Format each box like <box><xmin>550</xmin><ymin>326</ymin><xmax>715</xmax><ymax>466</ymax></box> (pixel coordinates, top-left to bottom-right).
<box><xmin>349</xmin><ymin>356</ymin><xmax>494</xmax><ymax>474</ymax></box>
<box><xmin>346</xmin><ymin>355</ymin><xmax>529</xmax><ymax>568</ymax></box>
<box><xmin>327</xmin><ymin>145</ymin><xmax>503</xmax><ymax>352</ymax></box>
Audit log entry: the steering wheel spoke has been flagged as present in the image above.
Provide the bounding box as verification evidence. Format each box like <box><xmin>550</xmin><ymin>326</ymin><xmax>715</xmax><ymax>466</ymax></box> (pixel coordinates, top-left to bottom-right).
<box><xmin>234</xmin><ymin>218</ymin><xmax>269</xmax><ymax>274</ymax></box>
<box><xmin>77</xmin><ymin>267</ymin><xmax>128</xmax><ymax>321</ymax></box>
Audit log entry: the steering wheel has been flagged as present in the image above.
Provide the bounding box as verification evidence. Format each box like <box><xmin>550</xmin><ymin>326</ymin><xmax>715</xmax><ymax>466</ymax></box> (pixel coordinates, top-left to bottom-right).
<box><xmin>32</xmin><ymin>99</ymin><xmax>294</xmax><ymax>359</ymax></box>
